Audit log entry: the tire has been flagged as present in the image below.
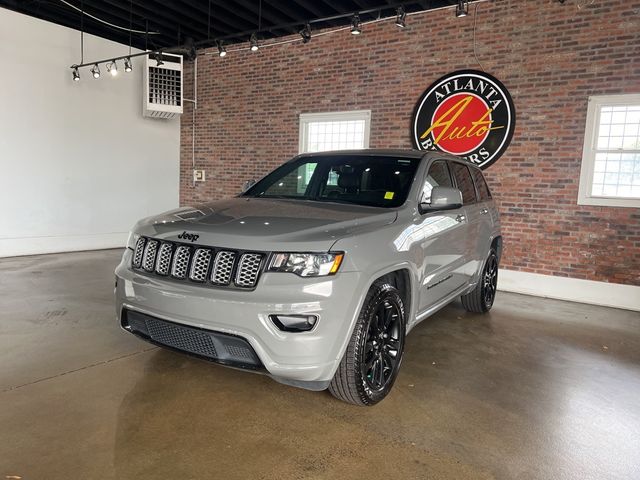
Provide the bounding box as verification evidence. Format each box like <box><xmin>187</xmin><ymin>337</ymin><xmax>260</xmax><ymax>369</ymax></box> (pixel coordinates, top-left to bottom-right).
<box><xmin>329</xmin><ymin>282</ymin><xmax>406</xmax><ymax>406</ymax></box>
<box><xmin>461</xmin><ymin>249</ymin><xmax>499</xmax><ymax>313</ymax></box>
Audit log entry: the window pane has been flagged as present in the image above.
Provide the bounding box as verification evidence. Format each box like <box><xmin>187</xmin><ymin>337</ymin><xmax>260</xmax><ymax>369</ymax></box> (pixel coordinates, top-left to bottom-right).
<box><xmin>450</xmin><ymin>163</ymin><xmax>477</xmax><ymax>205</ymax></box>
<box><xmin>596</xmin><ymin>104</ymin><xmax>640</xmax><ymax>153</ymax></box>
<box><xmin>302</xmin><ymin>114</ymin><xmax>368</xmax><ymax>154</ymax></box>
<box><xmin>591</xmin><ymin>152</ymin><xmax>640</xmax><ymax>198</ymax></box>
<box><xmin>471</xmin><ymin>168</ymin><xmax>492</xmax><ymax>202</ymax></box>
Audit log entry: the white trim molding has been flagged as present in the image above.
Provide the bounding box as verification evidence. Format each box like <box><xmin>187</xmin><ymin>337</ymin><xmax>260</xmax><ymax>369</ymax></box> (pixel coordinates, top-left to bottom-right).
<box><xmin>498</xmin><ymin>269</ymin><xmax>640</xmax><ymax>312</ymax></box>
<box><xmin>577</xmin><ymin>94</ymin><xmax>640</xmax><ymax>208</ymax></box>
<box><xmin>0</xmin><ymin>233</ymin><xmax>127</xmax><ymax>258</ymax></box>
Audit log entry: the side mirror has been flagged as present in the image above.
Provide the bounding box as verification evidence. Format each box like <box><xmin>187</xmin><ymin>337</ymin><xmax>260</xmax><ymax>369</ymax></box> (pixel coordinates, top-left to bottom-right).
<box><xmin>241</xmin><ymin>179</ymin><xmax>256</xmax><ymax>193</ymax></box>
<box><xmin>420</xmin><ymin>186</ymin><xmax>463</xmax><ymax>213</ymax></box>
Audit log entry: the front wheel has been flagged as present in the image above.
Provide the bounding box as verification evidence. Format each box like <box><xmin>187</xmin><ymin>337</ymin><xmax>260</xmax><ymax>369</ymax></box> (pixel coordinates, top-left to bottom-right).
<box><xmin>461</xmin><ymin>249</ymin><xmax>499</xmax><ymax>313</ymax></box>
<box><xmin>329</xmin><ymin>282</ymin><xmax>406</xmax><ymax>406</ymax></box>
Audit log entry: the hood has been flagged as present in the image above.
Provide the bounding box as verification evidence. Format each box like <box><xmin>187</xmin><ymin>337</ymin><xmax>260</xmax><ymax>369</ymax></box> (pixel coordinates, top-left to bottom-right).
<box><xmin>136</xmin><ymin>197</ymin><xmax>398</xmax><ymax>251</ymax></box>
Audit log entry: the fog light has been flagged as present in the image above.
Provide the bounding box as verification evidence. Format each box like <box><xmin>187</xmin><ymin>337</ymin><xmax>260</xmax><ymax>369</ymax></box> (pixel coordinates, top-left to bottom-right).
<box><xmin>270</xmin><ymin>314</ymin><xmax>318</xmax><ymax>332</ymax></box>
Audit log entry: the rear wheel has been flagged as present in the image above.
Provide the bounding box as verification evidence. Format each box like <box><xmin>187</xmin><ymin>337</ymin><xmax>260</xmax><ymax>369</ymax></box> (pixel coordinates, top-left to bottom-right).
<box><xmin>329</xmin><ymin>282</ymin><xmax>406</xmax><ymax>406</ymax></box>
<box><xmin>461</xmin><ymin>249</ymin><xmax>498</xmax><ymax>313</ymax></box>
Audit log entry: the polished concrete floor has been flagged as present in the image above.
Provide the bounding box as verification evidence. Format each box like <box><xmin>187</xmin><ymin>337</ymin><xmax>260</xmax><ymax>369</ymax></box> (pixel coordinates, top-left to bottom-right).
<box><xmin>1</xmin><ymin>250</ymin><xmax>639</xmax><ymax>480</ymax></box>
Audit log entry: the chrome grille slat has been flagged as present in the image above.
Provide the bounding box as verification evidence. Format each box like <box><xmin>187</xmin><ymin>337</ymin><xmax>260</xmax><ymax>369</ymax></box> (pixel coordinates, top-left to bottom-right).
<box><xmin>132</xmin><ymin>237</ymin><xmax>264</xmax><ymax>289</ymax></box>
<box><xmin>171</xmin><ymin>245</ymin><xmax>191</xmax><ymax>279</ymax></box>
<box><xmin>235</xmin><ymin>253</ymin><xmax>263</xmax><ymax>288</ymax></box>
<box><xmin>155</xmin><ymin>243</ymin><xmax>173</xmax><ymax>276</ymax></box>
<box><xmin>142</xmin><ymin>240</ymin><xmax>159</xmax><ymax>272</ymax></box>
<box><xmin>133</xmin><ymin>237</ymin><xmax>146</xmax><ymax>268</ymax></box>
<box><xmin>189</xmin><ymin>248</ymin><xmax>213</xmax><ymax>282</ymax></box>
<box><xmin>211</xmin><ymin>251</ymin><xmax>236</xmax><ymax>285</ymax></box>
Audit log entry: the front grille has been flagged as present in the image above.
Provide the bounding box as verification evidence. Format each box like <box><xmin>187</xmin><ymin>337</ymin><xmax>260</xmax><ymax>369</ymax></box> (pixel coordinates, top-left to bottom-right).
<box><xmin>236</xmin><ymin>253</ymin><xmax>263</xmax><ymax>288</ymax></box>
<box><xmin>171</xmin><ymin>245</ymin><xmax>191</xmax><ymax>279</ymax></box>
<box><xmin>142</xmin><ymin>240</ymin><xmax>159</xmax><ymax>272</ymax></box>
<box><xmin>133</xmin><ymin>237</ymin><xmax>146</xmax><ymax>268</ymax></box>
<box><xmin>131</xmin><ymin>236</ymin><xmax>266</xmax><ymax>289</ymax></box>
<box><xmin>211</xmin><ymin>251</ymin><xmax>236</xmax><ymax>285</ymax></box>
<box><xmin>189</xmin><ymin>248</ymin><xmax>212</xmax><ymax>282</ymax></box>
<box><xmin>155</xmin><ymin>243</ymin><xmax>173</xmax><ymax>276</ymax></box>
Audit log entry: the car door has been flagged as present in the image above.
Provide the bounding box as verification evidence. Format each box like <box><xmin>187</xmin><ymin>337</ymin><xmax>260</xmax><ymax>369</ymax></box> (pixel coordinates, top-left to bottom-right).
<box><xmin>469</xmin><ymin>166</ymin><xmax>496</xmax><ymax>272</ymax></box>
<box><xmin>415</xmin><ymin>160</ymin><xmax>470</xmax><ymax>314</ymax></box>
<box><xmin>449</xmin><ymin>161</ymin><xmax>481</xmax><ymax>281</ymax></box>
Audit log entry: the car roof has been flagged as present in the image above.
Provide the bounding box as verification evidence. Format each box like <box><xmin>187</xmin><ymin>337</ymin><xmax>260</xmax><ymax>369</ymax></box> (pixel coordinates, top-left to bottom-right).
<box><xmin>297</xmin><ymin>149</ymin><xmax>427</xmax><ymax>159</ymax></box>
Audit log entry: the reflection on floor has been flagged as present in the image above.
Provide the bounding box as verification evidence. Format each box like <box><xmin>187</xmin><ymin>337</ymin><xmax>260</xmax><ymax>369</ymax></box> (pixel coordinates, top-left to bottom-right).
<box><xmin>1</xmin><ymin>249</ymin><xmax>639</xmax><ymax>479</ymax></box>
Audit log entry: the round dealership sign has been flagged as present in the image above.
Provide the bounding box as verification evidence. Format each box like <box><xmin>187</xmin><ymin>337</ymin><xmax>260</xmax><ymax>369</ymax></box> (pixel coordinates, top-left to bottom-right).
<box><xmin>412</xmin><ymin>70</ymin><xmax>516</xmax><ymax>169</ymax></box>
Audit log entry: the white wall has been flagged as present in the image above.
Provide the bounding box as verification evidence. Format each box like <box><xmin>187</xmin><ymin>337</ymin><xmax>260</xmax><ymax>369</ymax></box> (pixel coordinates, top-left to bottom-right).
<box><xmin>0</xmin><ymin>9</ymin><xmax>180</xmax><ymax>257</ymax></box>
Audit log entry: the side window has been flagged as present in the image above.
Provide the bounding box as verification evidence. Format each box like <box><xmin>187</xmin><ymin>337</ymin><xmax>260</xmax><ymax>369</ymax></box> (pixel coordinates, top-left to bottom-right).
<box><xmin>421</xmin><ymin>161</ymin><xmax>453</xmax><ymax>204</ymax></box>
<box><xmin>450</xmin><ymin>163</ymin><xmax>477</xmax><ymax>205</ymax></box>
<box><xmin>261</xmin><ymin>163</ymin><xmax>317</xmax><ymax>197</ymax></box>
<box><xmin>471</xmin><ymin>168</ymin><xmax>492</xmax><ymax>202</ymax></box>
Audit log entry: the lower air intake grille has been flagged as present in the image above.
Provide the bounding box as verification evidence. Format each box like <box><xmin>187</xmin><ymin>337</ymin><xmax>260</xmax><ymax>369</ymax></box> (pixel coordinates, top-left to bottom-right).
<box><xmin>122</xmin><ymin>309</ymin><xmax>263</xmax><ymax>369</ymax></box>
<box><xmin>146</xmin><ymin>316</ymin><xmax>217</xmax><ymax>358</ymax></box>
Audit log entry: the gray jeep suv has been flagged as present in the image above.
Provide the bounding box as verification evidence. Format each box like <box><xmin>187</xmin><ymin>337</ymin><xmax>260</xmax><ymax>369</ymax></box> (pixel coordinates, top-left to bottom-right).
<box><xmin>115</xmin><ymin>150</ymin><xmax>502</xmax><ymax>405</ymax></box>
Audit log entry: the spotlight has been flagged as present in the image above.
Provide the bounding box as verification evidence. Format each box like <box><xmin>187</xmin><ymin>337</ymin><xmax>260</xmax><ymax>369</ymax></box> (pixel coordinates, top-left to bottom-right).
<box><xmin>72</xmin><ymin>67</ymin><xmax>80</xmax><ymax>82</ymax></box>
<box><xmin>217</xmin><ymin>41</ymin><xmax>227</xmax><ymax>57</ymax></box>
<box><xmin>155</xmin><ymin>52</ymin><xmax>164</xmax><ymax>66</ymax></box>
<box><xmin>299</xmin><ymin>23</ymin><xmax>312</xmax><ymax>43</ymax></box>
<box><xmin>124</xmin><ymin>57</ymin><xmax>132</xmax><ymax>72</ymax></box>
<box><xmin>350</xmin><ymin>14</ymin><xmax>362</xmax><ymax>35</ymax></box>
<box><xmin>91</xmin><ymin>63</ymin><xmax>100</xmax><ymax>78</ymax></box>
<box><xmin>107</xmin><ymin>60</ymin><xmax>118</xmax><ymax>76</ymax></box>
<box><xmin>395</xmin><ymin>6</ymin><xmax>406</xmax><ymax>28</ymax></box>
<box><xmin>456</xmin><ymin>0</ymin><xmax>468</xmax><ymax>18</ymax></box>
<box><xmin>250</xmin><ymin>33</ymin><xmax>259</xmax><ymax>52</ymax></box>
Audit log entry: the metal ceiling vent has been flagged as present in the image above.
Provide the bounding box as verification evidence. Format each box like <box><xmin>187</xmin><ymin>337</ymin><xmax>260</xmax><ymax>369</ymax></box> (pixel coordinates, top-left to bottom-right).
<box><xmin>143</xmin><ymin>53</ymin><xmax>183</xmax><ymax>119</ymax></box>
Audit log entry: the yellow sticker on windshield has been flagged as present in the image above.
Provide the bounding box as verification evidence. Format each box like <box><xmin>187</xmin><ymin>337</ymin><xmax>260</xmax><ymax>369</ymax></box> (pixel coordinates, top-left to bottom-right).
<box><xmin>384</xmin><ymin>192</ymin><xmax>395</xmax><ymax>200</ymax></box>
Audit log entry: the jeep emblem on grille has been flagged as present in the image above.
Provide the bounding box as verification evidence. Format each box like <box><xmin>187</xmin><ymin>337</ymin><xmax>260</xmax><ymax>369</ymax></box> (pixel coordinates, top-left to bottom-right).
<box><xmin>178</xmin><ymin>231</ymin><xmax>199</xmax><ymax>242</ymax></box>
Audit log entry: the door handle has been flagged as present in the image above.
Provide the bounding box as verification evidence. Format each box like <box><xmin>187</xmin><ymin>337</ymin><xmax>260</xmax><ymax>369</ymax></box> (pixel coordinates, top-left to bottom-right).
<box><xmin>480</xmin><ymin>208</ymin><xmax>489</xmax><ymax>215</ymax></box>
<box><xmin>456</xmin><ymin>214</ymin><xmax>466</xmax><ymax>223</ymax></box>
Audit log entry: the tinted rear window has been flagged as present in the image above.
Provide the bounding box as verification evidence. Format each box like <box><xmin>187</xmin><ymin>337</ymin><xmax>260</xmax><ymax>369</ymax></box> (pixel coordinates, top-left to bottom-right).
<box><xmin>470</xmin><ymin>168</ymin><xmax>492</xmax><ymax>202</ymax></box>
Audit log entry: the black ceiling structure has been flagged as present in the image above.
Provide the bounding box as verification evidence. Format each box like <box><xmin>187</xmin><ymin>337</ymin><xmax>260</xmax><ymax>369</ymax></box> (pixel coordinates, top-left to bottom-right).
<box><xmin>0</xmin><ymin>0</ymin><xmax>465</xmax><ymax>51</ymax></box>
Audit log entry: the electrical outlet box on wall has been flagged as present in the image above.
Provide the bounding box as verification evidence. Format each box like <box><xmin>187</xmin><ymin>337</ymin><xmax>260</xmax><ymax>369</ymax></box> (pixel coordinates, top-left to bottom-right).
<box><xmin>143</xmin><ymin>53</ymin><xmax>183</xmax><ymax>119</ymax></box>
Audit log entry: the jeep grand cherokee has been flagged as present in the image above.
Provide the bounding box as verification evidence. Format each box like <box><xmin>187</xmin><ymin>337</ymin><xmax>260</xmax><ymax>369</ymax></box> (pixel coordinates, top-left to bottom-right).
<box><xmin>115</xmin><ymin>150</ymin><xmax>502</xmax><ymax>405</ymax></box>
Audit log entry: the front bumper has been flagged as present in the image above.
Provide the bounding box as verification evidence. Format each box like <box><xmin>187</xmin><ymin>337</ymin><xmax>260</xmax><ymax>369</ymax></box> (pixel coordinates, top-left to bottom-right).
<box><xmin>115</xmin><ymin>249</ymin><xmax>366</xmax><ymax>390</ymax></box>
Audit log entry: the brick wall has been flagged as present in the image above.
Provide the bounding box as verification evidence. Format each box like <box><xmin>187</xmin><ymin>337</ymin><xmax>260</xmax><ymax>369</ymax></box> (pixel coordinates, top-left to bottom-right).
<box><xmin>180</xmin><ymin>0</ymin><xmax>640</xmax><ymax>286</ymax></box>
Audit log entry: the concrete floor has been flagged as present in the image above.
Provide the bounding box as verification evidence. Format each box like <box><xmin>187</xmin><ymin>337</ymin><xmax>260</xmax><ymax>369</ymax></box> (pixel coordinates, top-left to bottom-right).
<box><xmin>1</xmin><ymin>250</ymin><xmax>639</xmax><ymax>480</ymax></box>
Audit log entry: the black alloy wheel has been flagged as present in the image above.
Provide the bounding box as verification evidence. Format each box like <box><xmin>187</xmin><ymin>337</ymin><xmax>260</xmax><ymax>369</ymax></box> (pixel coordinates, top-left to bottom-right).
<box><xmin>362</xmin><ymin>297</ymin><xmax>403</xmax><ymax>392</ymax></box>
<box><xmin>483</xmin><ymin>253</ymin><xmax>498</xmax><ymax>309</ymax></box>
<box><xmin>329</xmin><ymin>282</ymin><xmax>406</xmax><ymax>406</ymax></box>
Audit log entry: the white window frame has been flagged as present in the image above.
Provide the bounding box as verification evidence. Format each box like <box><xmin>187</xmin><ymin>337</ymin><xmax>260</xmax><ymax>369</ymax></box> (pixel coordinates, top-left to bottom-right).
<box><xmin>578</xmin><ymin>94</ymin><xmax>640</xmax><ymax>208</ymax></box>
<box><xmin>298</xmin><ymin>110</ymin><xmax>371</xmax><ymax>154</ymax></box>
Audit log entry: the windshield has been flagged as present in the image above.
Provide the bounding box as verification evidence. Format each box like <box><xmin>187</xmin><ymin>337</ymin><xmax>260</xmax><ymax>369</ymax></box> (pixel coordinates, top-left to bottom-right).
<box><xmin>243</xmin><ymin>155</ymin><xmax>421</xmax><ymax>208</ymax></box>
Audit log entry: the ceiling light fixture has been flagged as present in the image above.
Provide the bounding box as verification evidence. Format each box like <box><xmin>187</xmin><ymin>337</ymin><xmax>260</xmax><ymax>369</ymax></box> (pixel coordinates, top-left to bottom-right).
<box><xmin>395</xmin><ymin>6</ymin><xmax>407</xmax><ymax>28</ymax></box>
<box><xmin>250</xmin><ymin>33</ymin><xmax>259</xmax><ymax>52</ymax></box>
<box><xmin>91</xmin><ymin>63</ymin><xmax>100</xmax><ymax>78</ymax></box>
<box><xmin>217</xmin><ymin>41</ymin><xmax>227</xmax><ymax>57</ymax></box>
<box><xmin>456</xmin><ymin>0</ymin><xmax>469</xmax><ymax>18</ymax></box>
<box><xmin>300</xmin><ymin>23</ymin><xmax>311</xmax><ymax>43</ymax></box>
<box><xmin>107</xmin><ymin>60</ymin><xmax>118</xmax><ymax>76</ymax></box>
<box><xmin>124</xmin><ymin>56</ymin><xmax>132</xmax><ymax>72</ymax></box>
<box><xmin>350</xmin><ymin>14</ymin><xmax>362</xmax><ymax>35</ymax></box>
<box><xmin>299</xmin><ymin>23</ymin><xmax>312</xmax><ymax>43</ymax></box>
<box><xmin>72</xmin><ymin>66</ymin><xmax>80</xmax><ymax>81</ymax></box>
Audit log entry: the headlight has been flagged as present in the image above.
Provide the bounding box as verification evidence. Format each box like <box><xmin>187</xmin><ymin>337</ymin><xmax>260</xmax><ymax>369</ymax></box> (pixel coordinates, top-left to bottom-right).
<box><xmin>267</xmin><ymin>252</ymin><xmax>344</xmax><ymax>277</ymax></box>
<box><xmin>126</xmin><ymin>231</ymin><xmax>140</xmax><ymax>250</ymax></box>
